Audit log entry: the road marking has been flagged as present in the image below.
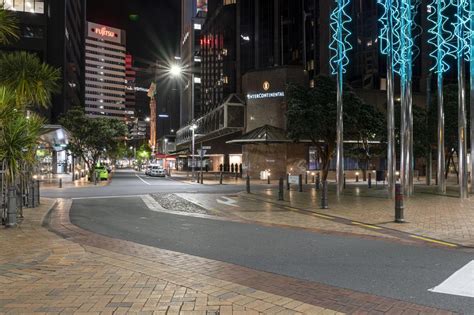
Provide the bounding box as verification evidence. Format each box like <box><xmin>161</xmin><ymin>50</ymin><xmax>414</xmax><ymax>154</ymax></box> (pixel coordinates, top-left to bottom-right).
<box><xmin>135</xmin><ymin>175</ymin><xmax>151</xmax><ymax>185</ymax></box>
<box><xmin>351</xmin><ymin>222</ymin><xmax>382</xmax><ymax>230</ymax></box>
<box><xmin>71</xmin><ymin>195</ymin><xmax>143</xmax><ymax>200</ymax></box>
<box><xmin>429</xmin><ymin>260</ymin><xmax>474</xmax><ymax>298</ymax></box>
<box><xmin>141</xmin><ymin>195</ymin><xmax>166</xmax><ymax>211</ymax></box>
<box><xmin>409</xmin><ymin>235</ymin><xmax>458</xmax><ymax>248</ymax></box>
<box><xmin>312</xmin><ymin>213</ymin><xmax>334</xmax><ymax>220</ymax></box>
<box><xmin>216</xmin><ymin>197</ymin><xmax>240</xmax><ymax>208</ymax></box>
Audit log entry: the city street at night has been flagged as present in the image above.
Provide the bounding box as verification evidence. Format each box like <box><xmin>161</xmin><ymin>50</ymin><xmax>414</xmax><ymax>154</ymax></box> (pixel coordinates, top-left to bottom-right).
<box><xmin>2</xmin><ymin>0</ymin><xmax>474</xmax><ymax>314</ymax></box>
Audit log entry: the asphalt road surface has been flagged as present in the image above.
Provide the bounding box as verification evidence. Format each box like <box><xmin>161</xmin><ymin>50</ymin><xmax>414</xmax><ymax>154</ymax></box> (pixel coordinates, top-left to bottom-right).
<box><xmin>42</xmin><ymin>170</ymin><xmax>248</xmax><ymax>199</ymax></box>
<box><xmin>56</xmin><ymin>170</ymin><xmax>474</xmax><ymax>313</ymax></box>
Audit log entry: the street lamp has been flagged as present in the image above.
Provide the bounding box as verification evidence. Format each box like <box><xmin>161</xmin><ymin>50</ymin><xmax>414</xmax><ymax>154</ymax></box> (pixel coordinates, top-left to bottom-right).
<box><xmin>169</xmin><ymin>64</ymin><xmax>183</xmax><ymax>77</ymax></box>
<box><xmin>190</xmin><ymin>123</ymin><xmax>197</xmax><ymax>182</ymax></box>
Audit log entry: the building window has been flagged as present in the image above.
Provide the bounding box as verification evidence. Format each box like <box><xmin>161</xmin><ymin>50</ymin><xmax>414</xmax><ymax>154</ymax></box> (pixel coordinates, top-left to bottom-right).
<box><xmin>21</xmin><ymin>25</ymin><xmax>44</xmax><ymax>38</ymax></box>
<box><xmin>1</xmin><ymin>0</ymin><xmax>44</xmax><ymax>14</ymax></box>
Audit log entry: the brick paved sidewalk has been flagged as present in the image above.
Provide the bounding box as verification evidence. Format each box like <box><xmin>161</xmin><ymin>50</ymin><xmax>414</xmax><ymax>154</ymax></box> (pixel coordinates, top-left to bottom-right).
<box><xmin>0</xmin><ymin>198</ymin><xmax>455</xmax><ymax>314</ymax></box>
<box><xmin>243</xmin><ymin>185</ymin><xmax>474</xmax><ymax>248</ymax></box>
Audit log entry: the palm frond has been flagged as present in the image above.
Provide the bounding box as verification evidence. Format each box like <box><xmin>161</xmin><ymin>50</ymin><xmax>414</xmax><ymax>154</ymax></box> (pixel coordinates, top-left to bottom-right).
<box><xmin>0</xmin><ymin>6</ymin><xmax>19</xmax><ymax>45</ymax></box>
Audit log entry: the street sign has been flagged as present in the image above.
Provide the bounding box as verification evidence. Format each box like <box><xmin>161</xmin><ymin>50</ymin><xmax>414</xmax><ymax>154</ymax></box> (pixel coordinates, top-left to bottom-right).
<box><xmin>202</xmin><ymin>146</ymin><xmax>211</xmax><ymax>150</ymax></box>
<box><xmin>197</xmin><ymin>149</ymin><xmax>207</xmax><ymax>157</ymax></box>
<box><xmin>288</xmin><ymin>175</ymin><xmax>299</xmax><ymax>184</ymax></box>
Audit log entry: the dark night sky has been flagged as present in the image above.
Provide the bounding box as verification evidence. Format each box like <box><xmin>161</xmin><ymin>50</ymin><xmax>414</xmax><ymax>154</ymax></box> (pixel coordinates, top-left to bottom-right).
<box><xmin>87</xmin><ymin>0</ymin><xmax>181</xmax><ymax>66</ymax></box>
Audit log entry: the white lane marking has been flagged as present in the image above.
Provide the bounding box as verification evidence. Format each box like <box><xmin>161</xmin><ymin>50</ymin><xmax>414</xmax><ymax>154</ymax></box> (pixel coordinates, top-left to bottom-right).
<box><xmin>216</xmin><ymin>196</ymin><xmax>240</xmax><ymax>208</ymax></box>
<box><xmin>135</xmin><ymin>174</ymin><xmax>151</xmax><ymax>185</ymax></box>
<box><xmin>429</xmin><ymin>260</ymin><xmax>474</xmax><ymax>298</ymax></box>
<box><xmin>71</xmin><ymin>195</ymin><xmax>143</xmax><ymax>200</ymax></box>
<box><xmin>140</xmin><ymin>195</ymin><xmax>167</xmax><ymax>211</ymax></box>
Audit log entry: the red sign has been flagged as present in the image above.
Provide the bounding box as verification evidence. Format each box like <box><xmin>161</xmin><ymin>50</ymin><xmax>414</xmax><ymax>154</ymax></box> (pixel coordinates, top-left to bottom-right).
<box><xmin>94</xmin><ymin>27</ymin><xmax>116</xmax><ymax>38</ymax></box>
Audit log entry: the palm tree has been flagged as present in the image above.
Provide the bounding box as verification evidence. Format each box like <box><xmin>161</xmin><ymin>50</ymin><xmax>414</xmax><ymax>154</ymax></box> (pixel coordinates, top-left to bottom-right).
<box><xmin>0</xmin><ymin>52</ymin><xmax>61</xmax><ymax>109</ymax></box>
<box><xmin>0</xmin><ymin>5</ymin><xmax>19</xmax><ymax>45</ymax></box>
<box><xmin>0</xmin><ymin>88</ymin><xmax>43</xmax><ymax>185</ymax></box>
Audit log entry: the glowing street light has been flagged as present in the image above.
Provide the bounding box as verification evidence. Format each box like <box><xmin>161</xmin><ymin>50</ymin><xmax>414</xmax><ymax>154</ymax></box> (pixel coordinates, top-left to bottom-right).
<box><xmin>169</xmin><ymin>64</ymin><xmax>183</xmax><ymax>77</ymax></box>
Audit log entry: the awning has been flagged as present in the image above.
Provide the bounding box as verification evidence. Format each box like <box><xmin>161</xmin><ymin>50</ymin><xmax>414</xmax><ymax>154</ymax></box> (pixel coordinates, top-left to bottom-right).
<box><xmin>226</xmin><ymin>125</ymin><xmax>292</xmax><ymax>145</ymax></box>
<box><xmin>38</xmin><ymin>125</ymin><xmax>70</xmax><ymax>151</ymax></box>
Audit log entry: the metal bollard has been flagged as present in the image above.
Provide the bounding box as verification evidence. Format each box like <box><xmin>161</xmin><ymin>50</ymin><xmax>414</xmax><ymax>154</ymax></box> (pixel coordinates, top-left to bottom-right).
<box><xmin>368</xmin><ymin>173</ymin><xmax>372</xmax><ymax>188</ymax></box>
<box><xmin>278</xmin><ymin>177</ymin><xmax>284</xmax><ymax>201</ymax></box>
<box><xmin>200</xmin><ymin>172</ymin><xmax>204</xmax><ymax>184</ymax></box>
<box><xmin>35</xmin><ymin>180</ymin><xmax>40</xmax><ymax>206</ymax></box>
<box><xmin>395</xmin><ymin>183</ymin><xmax>404</xmax><ymax>223</ymax></box>
<box><xmin>246</xmin><ymin>175</ymin><xmax>251</xmax><ymax>193</ymax></box>
<box><xmin>7</xmin><ymin>186</ymin><xmax>17</xmax><ymax>227</ymax></box>
<box><xmin>356</xmin><ymin>174</ymin><xmax>359</xmax><ymax>182</ymax></box>
<box><xmin>312</xmin><ymin>175</ymin><xmax>315</xmax><ymax>184</ymax></box>
<box><xmin>320</xmin><ymin>180</ymin><xmax>328</xmax><ymax>209</ymax></box>
<box><xmin>305</xmin><ymin>172</ymin><xmax>308</xmax><ymax>185</ymax></box>
<box><xmin>287</xmin><ymin>174</ymin><xmax>290</xmax><ymax>190</ymax></box>
<box><xmin>219</xmin><ymin>172</ymin><xmax>223</xmax><ymax>185</ymax></box>
<box><xmin>267</xmin><ymin>175</ymin><xmax>271</xmax><ymax>185</ymax></box>
<box><xmin>59</xmin><ymin>178</ymin><xmax>62</xmax><ymax>188</ymax></box>
<box><xmin>343</xmin><ymin>173</ymin><xmax>346</xmax><ymax>189</ymax></box>
<box><xmin>28</xmin><ymin>181</ymin><xmax>35</xmax><ymax>208</ymax></box>
<box><xmin>298</xmin><ymin>174</ymin><xmax>303</xmax><ymax>192</ymax></box>
<box><xmin>316</xmin><ymin>173</ymin><xmax>320</xmax><ymax>190</ymax></box>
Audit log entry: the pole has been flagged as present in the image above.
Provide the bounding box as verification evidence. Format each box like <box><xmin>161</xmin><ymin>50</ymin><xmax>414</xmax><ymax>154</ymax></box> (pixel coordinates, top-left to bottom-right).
<box><xmin>387</xmin><ymin>11</ymin><xmax>396</xmax><ymax>198</ymax></box>
<box><xmin>302</xmin><ymin>0</ymin><xmax>307</xmax><ymax>71</ymax></box>
<box><xmin>316</xmin><ymin>173</ymin><xmax>320</xmax><ymax>190</ymax></box>
<box><xmin>298</xmin><ymin>174</ymin><xmax>303</xmax><ymax>192</ymax></box>
<box><xmin>336</xmin><ymin>44</ymin><xmax>344</xmax><ymax>197</ymax></box>
<box><xmin>470</xmin><ymin>0</ymin><xmax>474</xmax><ymax>193</ymax></box>
<box><xmin>395</xmin><ymin>183</ymin><xmax>404</xmax><ymax>223</ymax></box>
<box><xmin>436</xmin><ymin>0</ymin><xmax>446</xmax><ymax>194</ymax></box>
<box><xmin>426</xmin><ymin>73</ymin><xmax>433</xmax><ymax>186</ymax></box>
<box><xmin>200</xmin><ymin>142</ymin><xmax>203</xmax><ymax>184</ymax></box>
<box><xmin>368</xmin><ymin>172</ymin><xmax>372</xmax><ymax>188</ymax></box>
<box><xmin>7</xmin><ymin>186</ymin><xmax>17</xmax><ymax>227</ymax></box>
<box><xmin>457</xmin><ymin>0</ymin><xmax>468</xmax><ymax>198</ymax></box>
<box><xmin>321</xmin><ymin>180</ymin><xmax>328</xmax><ymax>209</ymax></box>
<box><xmin>246</xmin><ymin>175</ymin><xmax>251</xmax><ymax>193</ymax></box>
<box><xmin>278</xmin><ymin>177</ymin><xmax>284</xmax><ymax>201</ymax></box>
<box><xmin>191</xmin><ymin>127</ymin><xmax>195</xmax><ymax>182</ymax></box>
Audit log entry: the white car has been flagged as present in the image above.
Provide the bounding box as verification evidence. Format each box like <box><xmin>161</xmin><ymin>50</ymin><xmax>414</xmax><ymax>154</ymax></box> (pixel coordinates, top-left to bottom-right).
<box><xmin>149</xmin><ymin>166</ymin><xmax>166</xmax><ymax>177</ymax></box>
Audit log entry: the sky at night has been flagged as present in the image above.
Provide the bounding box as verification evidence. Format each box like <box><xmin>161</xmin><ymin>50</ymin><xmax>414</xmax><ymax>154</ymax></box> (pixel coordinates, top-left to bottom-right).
<box><xmin>87</xmin><ymin>0</ymin><xmax>181</xmax><ymax>67</ymax></box>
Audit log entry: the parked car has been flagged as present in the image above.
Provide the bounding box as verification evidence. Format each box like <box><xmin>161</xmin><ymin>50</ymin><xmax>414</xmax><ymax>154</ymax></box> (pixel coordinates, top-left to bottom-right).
<box><xmin>95</xmin><ymin>166</ymin><xmax>109</xmax><ymax>180</ymax></box>
<box><xmin>149</xmin><ymin>166</ymin><xmax>166</xmax><ymax>177</ymax></box>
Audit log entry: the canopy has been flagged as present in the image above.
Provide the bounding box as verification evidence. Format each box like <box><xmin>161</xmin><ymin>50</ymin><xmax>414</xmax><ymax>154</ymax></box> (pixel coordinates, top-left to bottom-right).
<box><xmin>226</xmin><ymin>125</ymin><xmax>292</xmax><ymax>145</ymax></box>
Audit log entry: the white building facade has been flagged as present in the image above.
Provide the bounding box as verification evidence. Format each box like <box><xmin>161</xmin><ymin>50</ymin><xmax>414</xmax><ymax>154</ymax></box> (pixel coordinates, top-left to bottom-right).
<box><xmin>85</xmin><ymin>21</ymin><xmax>127</xmax><ymax>120</ymax></box>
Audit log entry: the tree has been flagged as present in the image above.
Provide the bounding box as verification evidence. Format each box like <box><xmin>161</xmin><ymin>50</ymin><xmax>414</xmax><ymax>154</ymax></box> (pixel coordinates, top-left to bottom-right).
<box><xmin>346</xmin><ymin>102</ymin><xmax>385</xmax><ymax>180</ymax></box>
<box><xmin>0</xmin><ymin>88</ymin><xmax>43</xmax><ymax>186</ymax></box>
<box><xmin>0</xmin><ymin>5</ymin><xmax>18</xmax><ymax>45</ymax></box>
<box><xmin>59</xmin><ymin>107</ymin><xmax>128</xmax><ymax>179</ymax></box>
<box><xmin>286</xmin><ymin>76</ymin><xmax>383</xmax><ymax>180</ymax></box>
<box><xmin>427</xmin><ymin>84</ymin><xmax>470</xmax><ymax>178</ymax></box>
<box><xmin>0</xmin><ymin>52</ymin><xmax>61</xmax><ymax>109</ymax></box>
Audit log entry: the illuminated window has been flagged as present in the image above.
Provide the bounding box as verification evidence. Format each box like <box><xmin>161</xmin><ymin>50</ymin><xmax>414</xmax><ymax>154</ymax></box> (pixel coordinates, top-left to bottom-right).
<box><xmin>1</xmin><ymin>0</ymin><xmax>44</xmax><ymax>13</ymax></box>
<box><xmin>223</xmin><ymin>0</ymin><xmax>236</xmax><ymax>4</ymax></box>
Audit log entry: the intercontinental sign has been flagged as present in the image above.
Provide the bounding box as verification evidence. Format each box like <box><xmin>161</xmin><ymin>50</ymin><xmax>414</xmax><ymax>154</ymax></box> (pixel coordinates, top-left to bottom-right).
<box><xmin>246</xmin><ymin>91</ymin><xmax>285</xmax><ymax>100</ymax></box>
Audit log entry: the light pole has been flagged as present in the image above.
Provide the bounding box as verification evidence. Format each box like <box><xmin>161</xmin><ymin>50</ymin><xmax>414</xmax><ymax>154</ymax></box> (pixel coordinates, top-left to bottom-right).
<box><xmin>190</xmin><ymin>123</ymin><xmax>197</xmax><ymax>182</ymax></box>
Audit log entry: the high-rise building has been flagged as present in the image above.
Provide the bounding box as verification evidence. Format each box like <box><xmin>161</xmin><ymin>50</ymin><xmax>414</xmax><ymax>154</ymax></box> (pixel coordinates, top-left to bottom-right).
<box><xmin>85</xmin><ymin>21</ymin><xmax>127</xmax><ymax>120</ymax></box>
<box><xmin>125</xmin><ymin>54</ymin><xmax>136</xmax><ymax>123</ymax></box>
<box><xmin>0</xmin><ymin>0</ymin><xmax>86</xmax><ymax>122</ymax></box>
<box><xmin>180</xmin><ymin>0</ymin><xmax>207</xmax><ymax>127</ymax></box>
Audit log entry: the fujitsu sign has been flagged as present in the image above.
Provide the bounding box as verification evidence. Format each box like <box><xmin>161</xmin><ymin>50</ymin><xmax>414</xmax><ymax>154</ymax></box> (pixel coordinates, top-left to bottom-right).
<box><xmin>94</xmin><ymin>27</ymin><xmax>116</xmax><ymax>38</ymax></box>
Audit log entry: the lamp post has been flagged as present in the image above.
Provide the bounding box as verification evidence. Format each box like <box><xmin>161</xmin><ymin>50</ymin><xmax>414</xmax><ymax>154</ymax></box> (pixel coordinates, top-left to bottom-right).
<box><xmin>190</xmin><ymin>124</ymin><xmax>197</xmax><ymax>182</ymax></box>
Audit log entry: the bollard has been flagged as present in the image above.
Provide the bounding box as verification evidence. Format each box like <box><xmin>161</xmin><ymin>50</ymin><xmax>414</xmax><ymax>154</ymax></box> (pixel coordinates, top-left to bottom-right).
<box><xmin>368</xmin><ymin>172</ymin><xmax>372</xmax><ymax>188</ymax></box>
<box><xmin>312</xmin><ymin>175</ymin><xmax>315</xmax><ymax>184</ymax></box>
<box><xmin>59</xmin><ymin>178</ymin><xmax>62</xmax><ymax>188</ymax></box>
<box><xmin>219</xmin><ymin>172</ymin><xmax>223</xmax><ymax>185</ymax></box>
<box><xmin>320</xmin><ymin>180</ymin><xmax>328</xmax><ymax>209</ymax></box>
<box><xmin>278</xmin><ymin>177</ymin><xmax>284</xmax><ymax>201</ymax></box>
<box><xmin>94</xmin><ymin>172</ymin><xmax>97</xmax><ymax>185</ymax></box>
<box><xmin>7</xmin><ymin>186</ymin><xmax>17</xmax><ymax>227</ymax></box>
<box><xmin>267</xmin><ymin>175</ymin><xmax>271</xmax><ymax>185</ymax></box>
<box><xmin>287</xmin><ymin>174</ymin><xmax>290</xmax><ymax>190</ymax></box>
<box><xmin>200</xmin><ymin>172</ymin><xmax>204</xmax><ymax>184</ymax></box>
<box><xmin>28</xmin><ymin>181</ymin><xmax>35</xmax><ymax>208</ymax></box>
<box><xmin>35</xmin><ymin>180</ymin><xmax>40</xmax><ymax>206</ymax></box>
<box><xmin>305</xmin><ymin>172</ymin><xmax>308</xmax><ymax>185</ymax></box>
<box><xmin>235</xmin><ymin>171</ymin><xmax>238</xmax><ymax>181</ymax></box>
<box><xmin>395</xmin><ymin>183</ymin><xmax>404</xmax><ymax>223</ymax></box>
<box><xmin>316</xmin><ymin>173</ymin><xmax>320</xmax><ymax>190</ymax></box>
<box><xmin>298</xmin><ymin>174</ymin><xmax>303</xmax><ymax>192</ymax></box>
<box><xmin>246</xmin><ymin>175</ymin><xmax>250</xmax><ymax>193</ymax></box>
<box><xmin>356</xmin><ymin>174</ymin><xmax>359</xmax><ymax>182</ymax></box>
<box><xmin>343</xmin><ymin>173</ymin><xmax>346</xmax><ymax>189</ymax></box>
